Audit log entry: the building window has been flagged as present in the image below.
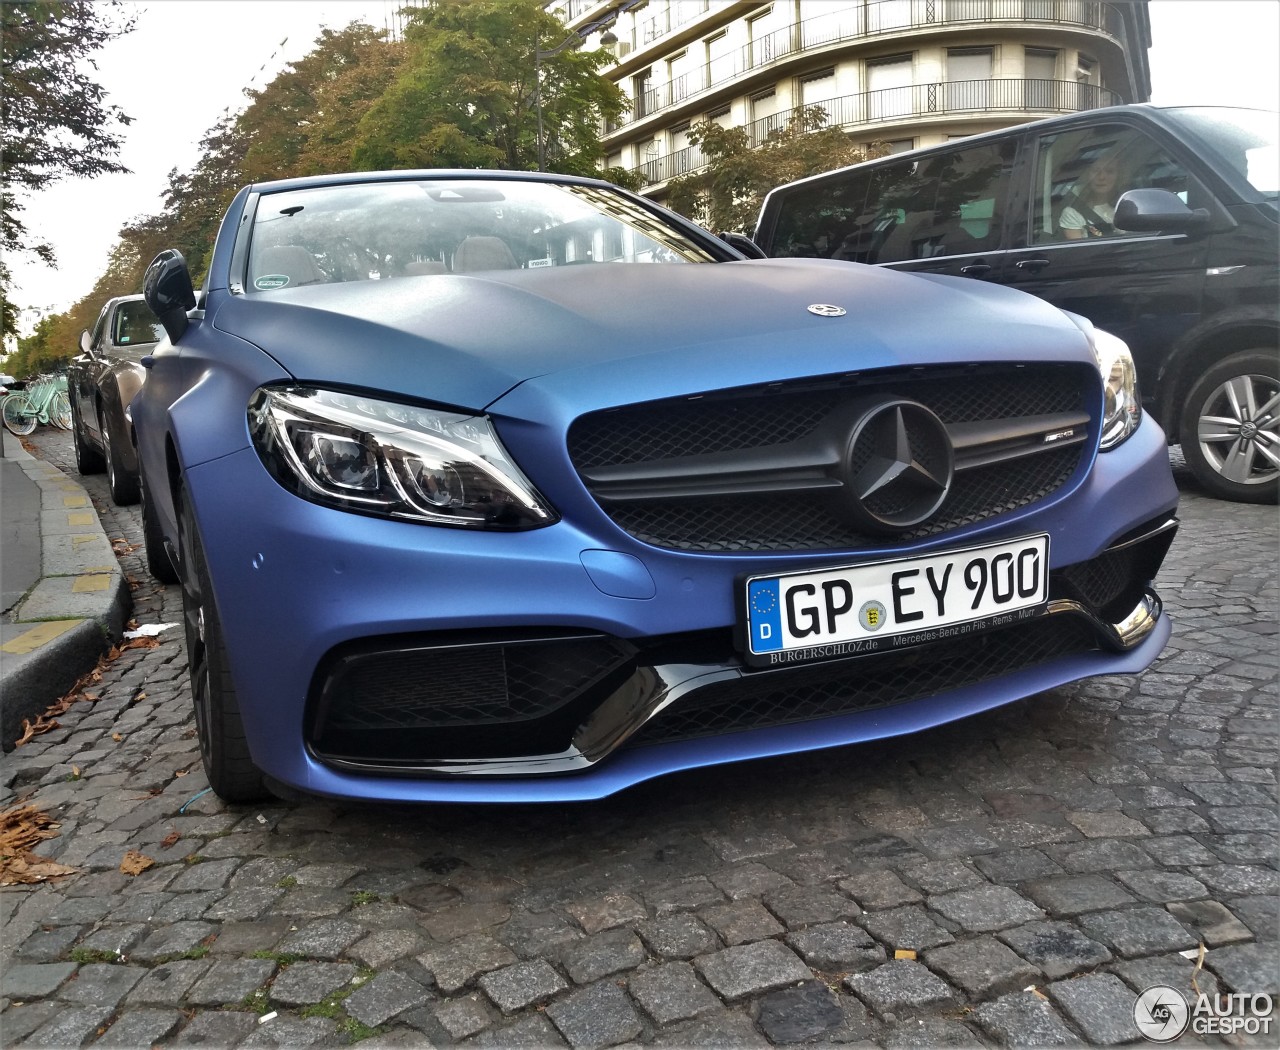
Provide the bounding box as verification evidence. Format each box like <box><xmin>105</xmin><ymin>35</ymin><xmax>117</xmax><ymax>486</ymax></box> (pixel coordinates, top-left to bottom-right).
<box><xmin>670</xmin><ymin>122</ymin><xmax>693</xmax><ymax>175</ymax></box>
<box><xmin>748</xmin><ymin>9</ymin><xmax>777</xmax><ymax>66</ymax></box>
<box><xmin>800</xmin><ymin>68</ymin><xmax>837</xmax><ymax>105</ymax></box>
<box><xmin>708</xmin><ymin>104</ymin><xmax>732</xmax><ymax>127</ymax></box>
<box><xmin>867</xmin><ymin>54</ymin><xmax>913</xmax><ymax>120</ymax></box>
<box><xmin>634</xmin><ymin>68</ymin><xmax>654</xmax><ymax>117</ymax></box>
<box><xmin>705</xmin><ymin>30</ymin><xmax>731</xmax><ymax>88</ymax></box>
<box><xmin>1025</xmin><ymin>48</ymin><xmax>1058</xmax><ymax>108</ymax></box>
<box><xmin>946</xmin><ymin>47</ymin><xmax>993</xmax><ymax>110</ymax></box>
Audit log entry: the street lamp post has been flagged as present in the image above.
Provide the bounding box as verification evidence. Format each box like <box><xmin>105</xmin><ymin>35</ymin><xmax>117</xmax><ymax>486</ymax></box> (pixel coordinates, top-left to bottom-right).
<box><xmin>534</xmin><ymin>25</ymin><xmax>617</xmax><ymax>172</ymax></box>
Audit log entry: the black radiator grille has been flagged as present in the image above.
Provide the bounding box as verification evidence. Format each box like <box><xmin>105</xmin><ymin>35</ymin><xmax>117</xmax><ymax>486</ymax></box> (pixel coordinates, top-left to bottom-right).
<box><xmin>569</xmin><ymin>365</ymin><xmax>1092</xmax><ymax>553</ymax></box>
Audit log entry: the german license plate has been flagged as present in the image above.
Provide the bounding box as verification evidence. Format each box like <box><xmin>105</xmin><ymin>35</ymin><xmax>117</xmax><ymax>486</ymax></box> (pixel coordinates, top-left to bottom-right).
<box><xmin>742</xmin><ymin>534</ymin><xmax>1049</xmax><ymax>667</ymax></box>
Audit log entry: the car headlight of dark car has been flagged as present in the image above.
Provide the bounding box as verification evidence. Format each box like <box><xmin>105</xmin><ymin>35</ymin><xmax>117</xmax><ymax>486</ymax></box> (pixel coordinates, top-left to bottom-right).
<box><xmin>248</xmin><ymin>386</ymin><xmax>557</xmax><ymax>529</ymax></box>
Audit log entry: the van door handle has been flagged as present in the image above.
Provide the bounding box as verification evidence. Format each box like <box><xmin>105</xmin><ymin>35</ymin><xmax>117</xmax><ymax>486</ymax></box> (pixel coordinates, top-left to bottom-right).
<box><xmin>1015</xmin><ymin>258</ymin><xmax>1050</xmax><ymax>272</ymax></box>
<box><xmin>959</xmin><ymin>263</ymin><xmax>992</xmax><ymax>276</ymax></box>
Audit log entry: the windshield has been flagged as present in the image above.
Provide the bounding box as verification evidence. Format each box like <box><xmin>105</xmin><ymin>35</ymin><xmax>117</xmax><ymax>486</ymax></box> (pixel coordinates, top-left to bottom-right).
<box><xmin>1167</xmin><ymin>107</ymin><xmax>1279</xmax><ymax>201</ymax></box>
<box><xmin>246</xmin><ymin>178</ymin><xmax>718</xmax><ymax>292</ymax></box>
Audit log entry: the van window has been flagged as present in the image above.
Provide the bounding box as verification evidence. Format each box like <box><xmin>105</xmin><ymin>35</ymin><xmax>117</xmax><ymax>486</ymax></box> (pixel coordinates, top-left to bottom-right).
<box><xmin>765</xmin><ymin>141</ymin><xmax>1013</xmax><ymax>263</ymax></box>
<box><xmin>1031</xmin><ymin>123</ymin><xmax>1200</xmax><ymax>243</ymax></box>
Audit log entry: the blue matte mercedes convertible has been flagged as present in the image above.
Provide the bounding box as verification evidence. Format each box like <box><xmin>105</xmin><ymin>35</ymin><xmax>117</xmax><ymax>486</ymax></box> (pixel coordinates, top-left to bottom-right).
<box><xmin>133</xmin><ymin>170</ymin><xmax>1179</xmax><ymax>803</ymax></box>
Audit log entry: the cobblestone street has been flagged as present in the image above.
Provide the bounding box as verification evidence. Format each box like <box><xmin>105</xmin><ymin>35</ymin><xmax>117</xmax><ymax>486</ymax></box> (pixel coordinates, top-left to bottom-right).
<box><xmin>2</xmin><ymin>429</ymin><xmax>1276</xmax><ymax>1049</ymax></box>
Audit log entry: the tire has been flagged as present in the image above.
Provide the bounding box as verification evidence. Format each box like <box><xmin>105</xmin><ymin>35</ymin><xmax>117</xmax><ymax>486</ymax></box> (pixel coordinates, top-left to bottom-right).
<box><xmin>177</xmin><ymin>485</ymin><xmax>267</xmax><ymax>802</ymax></box>
<box><xmin>70</xmin><ymin>395</ymin><xmax>105</xmax><ymax>474</ymax></box>
<box><xmin>100</xmin><ymin>404</ymin><xmax>140</xmax><ymax>505</ymax></box>
<box><xmin>140</xmin><ymin>472</ymin><xmax>179</xmax><ymax>584</ymax></box>
<box><xmin>2</xmin><ymin>393</ymin><xmax>36</xmax><ymax>436</ymax></box>
<box><xmin>1179</xmin><ymin>349</ymin><xmax>1279</xmax><ymax>504</ymax></box>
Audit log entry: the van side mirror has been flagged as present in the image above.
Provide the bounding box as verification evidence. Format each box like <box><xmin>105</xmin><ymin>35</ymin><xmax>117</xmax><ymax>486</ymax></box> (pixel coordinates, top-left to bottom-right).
<box><xmin>718</xmin><ymin>231</ymin><xmax>769</xmax><ymax>259</ymax></box>
<box><xmin>1114</xmin><ymin>188</ymin><xmax>1211</xmax><ymax>234</ymax></box>
<box><xmin>78</xmin><ymin>329</ymin><xmax>95</xmax><ymax>358</ymax></box>
<box><xmin>143</xmin><ymin>249</ymin><xmax>197</xmax><ymax>343</ymax></box>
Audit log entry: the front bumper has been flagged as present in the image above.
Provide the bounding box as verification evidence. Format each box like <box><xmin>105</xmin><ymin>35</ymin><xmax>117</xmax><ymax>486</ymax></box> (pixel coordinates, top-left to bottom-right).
<box><xmin>187</xmin><ymin>413</ymin><xmax>1179</xmax><ymax>802</ymax></box>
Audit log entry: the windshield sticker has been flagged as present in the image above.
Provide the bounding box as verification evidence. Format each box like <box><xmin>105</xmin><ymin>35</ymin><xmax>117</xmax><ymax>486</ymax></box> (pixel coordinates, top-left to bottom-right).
<box><xmin>255</xmin><ymin>274</ymin><xmax>290</xmax><ymax>290</ymax></box>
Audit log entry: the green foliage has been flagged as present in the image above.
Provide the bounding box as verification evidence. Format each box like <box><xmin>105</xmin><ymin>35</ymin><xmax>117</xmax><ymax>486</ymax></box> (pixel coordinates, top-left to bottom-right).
<box><xmin>1</xmin><ymin>0</ymin><xmax>135</xmax><ymax>338</ymax></box>
<box><xmin>666</xmin><ymin>106</ymin><xmax>889</xmax><ymax>233</ymax></box>
<box><xmin>8</xmin><ymin>2</ymin><xmax>626</xmax><ymax>349</ymax></box>
<box><xmin>353</xmin><ymin>0</ymin><xmax>625</xmax><ymax>174</ymax></box>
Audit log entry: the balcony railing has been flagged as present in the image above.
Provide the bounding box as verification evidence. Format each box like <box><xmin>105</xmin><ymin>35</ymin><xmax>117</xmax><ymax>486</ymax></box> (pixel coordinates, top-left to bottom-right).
<box><xmin>636</xmin><ymin>0</ymin><xmax>712</xmax><ymax>49</ymax></box>
<box><xmin>613</xmin><ymin>0</ymin><xmax>1124</xmax><ymax>131</ymax></box>
<box><xmin>629</xmin><ymin>78</ymin><xmax>1122</xmax><ymax>185</ymax></box>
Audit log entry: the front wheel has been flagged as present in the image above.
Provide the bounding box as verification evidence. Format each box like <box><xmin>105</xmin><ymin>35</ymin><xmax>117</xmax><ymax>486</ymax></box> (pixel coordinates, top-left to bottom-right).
<box><xmin>2</xmin><ymin>393</ymin><xmax>36</xmax><ymax>436</ymax></box>
<box><xmin>100</xmin><ymin>404</ymin><xmax>140</xmax><ymax>505</ymax></box>
<box><xmin>177</xmin><ymin>486</ymin><xmax>267</xmax><ymax>802</ymax></box>
<box><xmin>140</xmin><ymin>472</ymin><xmax>178</xmax><ymax>584</ymax></box>
<box><xmin>1179</xmin><ymin>350</ymin><xmax>1279</xmax><ymax>504</ymax></box>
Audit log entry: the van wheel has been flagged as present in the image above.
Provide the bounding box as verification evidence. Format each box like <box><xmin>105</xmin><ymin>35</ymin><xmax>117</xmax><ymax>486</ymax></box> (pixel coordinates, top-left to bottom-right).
<box><xmin>177</xmin><ymin>485</ymin><xmax>267</xmax><ymax>802</ymax></box>
<box><xmin>1179</xmin><ymin>350</ymin><xmax>1279</xmax><ymax>504</ymax></box>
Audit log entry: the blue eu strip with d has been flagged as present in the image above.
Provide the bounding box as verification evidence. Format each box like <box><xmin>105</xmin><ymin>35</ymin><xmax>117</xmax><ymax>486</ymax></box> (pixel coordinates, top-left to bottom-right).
<box><xmin>748</xmin><ymin>578</ymin><xmax>782</xmax><ymax>652</ymax></box>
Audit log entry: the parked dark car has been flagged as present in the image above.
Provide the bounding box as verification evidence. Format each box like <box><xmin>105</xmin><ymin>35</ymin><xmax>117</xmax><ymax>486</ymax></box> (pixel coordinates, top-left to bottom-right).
<box><xmin>68</xmin><ymin>294</ymin><xmax>163</xmax><ymax>504</ymax></box>
<box><xmin>135</xmin><ymin>169</ymin><xmax>1177</xmax><ymax>804</ymax></box>
<box><xmin>753</xmin><ymin>105</ymin><xmax>1279</xmax><ymax>503</ymax></box>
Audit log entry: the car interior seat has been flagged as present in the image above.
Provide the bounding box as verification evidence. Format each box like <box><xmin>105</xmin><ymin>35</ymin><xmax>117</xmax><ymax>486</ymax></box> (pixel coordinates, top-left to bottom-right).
<box><xmin>453</xmin><ymin>236</ymin><xmax>518</xmax><ymax>272</ymax></box>
<box><xmin>253</xmin><ymin>245</ymin><xmax>326</xmax><ymax>288</ymax></box>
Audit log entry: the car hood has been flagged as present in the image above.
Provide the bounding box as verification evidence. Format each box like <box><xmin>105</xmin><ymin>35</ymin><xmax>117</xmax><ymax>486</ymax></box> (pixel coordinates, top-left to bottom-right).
<box><xmin>210</xmin><ymin>259</ymin><xmax>1089</xmax><ymax>411</ymax></box>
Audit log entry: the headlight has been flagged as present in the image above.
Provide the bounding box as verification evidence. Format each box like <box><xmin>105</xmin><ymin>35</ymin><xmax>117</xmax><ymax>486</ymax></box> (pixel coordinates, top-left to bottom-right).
<box><xmin>248</xmin><ymin>386</ymin><xmax>558</xmax><ymax>529</ymax></box>
<box><xmin>1062</xmin><ymin>312</ymin><xmax>1141</xmax><ymax>451</ymax></box>
<box><xmin>1091</xmin><ymin>327</ymin><xmax>1141</xmax><ymax>450</ymax></box>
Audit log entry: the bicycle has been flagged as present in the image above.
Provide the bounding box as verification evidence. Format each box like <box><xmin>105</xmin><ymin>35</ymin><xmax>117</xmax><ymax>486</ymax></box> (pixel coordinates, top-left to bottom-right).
<box><xmin>2</xmin><ymin>373</ymin><xmax>72</xmax><ymax>436</ymax></box>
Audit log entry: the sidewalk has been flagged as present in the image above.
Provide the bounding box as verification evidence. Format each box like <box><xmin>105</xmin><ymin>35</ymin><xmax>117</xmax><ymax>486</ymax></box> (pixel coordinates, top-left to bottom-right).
<box><xmin>0</xmin><ymin>428</ymin><xmax>130</xmax><ymax>748</ymax></box>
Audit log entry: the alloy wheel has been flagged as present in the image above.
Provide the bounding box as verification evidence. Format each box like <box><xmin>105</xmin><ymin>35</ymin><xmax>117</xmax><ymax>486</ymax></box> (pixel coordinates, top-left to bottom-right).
<box><xmin>1195</xmin><ymin>371</ymin><xmax>1280</xmax><ymax>489</ymax></box>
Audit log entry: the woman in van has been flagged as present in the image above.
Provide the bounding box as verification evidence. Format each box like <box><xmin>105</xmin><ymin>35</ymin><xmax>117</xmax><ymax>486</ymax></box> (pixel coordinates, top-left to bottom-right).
<box><xmin>1059</xmin><ymin>152</ymin><xmax>1127</xmax><ymax>239</ymax></box>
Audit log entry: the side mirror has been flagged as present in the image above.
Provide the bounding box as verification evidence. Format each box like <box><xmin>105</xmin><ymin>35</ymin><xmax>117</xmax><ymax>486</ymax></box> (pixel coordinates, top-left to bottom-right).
<box><xmin>143</xmin><ymin>249</ymin><xmax>197</xmax><ymax>343</ymax></box>
<box><xmin>78</xmin><ymin>329</ymin><xmax>95</xmax><ymax>358</ymax></box>
<box><xmin>1114</xmin><ymin>188</ymin><xmax>1211</xmax><ymax>234</ymax></box>
<box><xmin>718</xmin><ymin>231</ymin><xmax>769</xmax><ymax>259</ymax></box>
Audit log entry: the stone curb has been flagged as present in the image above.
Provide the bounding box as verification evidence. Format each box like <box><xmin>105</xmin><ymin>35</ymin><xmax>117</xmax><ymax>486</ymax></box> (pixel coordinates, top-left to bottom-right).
<box><xmin>0</xmin><ymin>433</ymin><xmax>130</xmax><ymax>748</ymax></box>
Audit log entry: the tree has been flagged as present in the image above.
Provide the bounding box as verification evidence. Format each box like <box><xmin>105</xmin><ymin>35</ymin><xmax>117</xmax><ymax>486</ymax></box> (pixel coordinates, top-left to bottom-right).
<box><xmin>1</xmin><ymin>0</ymin><xmax>135</xmax><ymax>338</ymax></box>
<box><xmin>353</xmin><ymin>0</ymin><xmax>625</xmax><ymax>175</ymax></box>
<box><xmin>666</xmin><ymin>106</ymin><xmax>889</xmax><ymax>234</ymax></box>
<box><xmin>239</xmin><ymin>22</ymin><xmax>406</xmax><ymax>181</ymax></box>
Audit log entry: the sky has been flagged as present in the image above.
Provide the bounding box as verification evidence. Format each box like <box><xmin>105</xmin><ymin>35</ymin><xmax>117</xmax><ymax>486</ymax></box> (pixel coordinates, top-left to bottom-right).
<box><xmin>6</xmin><ymin>0</ymin><xmax>1280</xmax><ymax>341</ymax></box>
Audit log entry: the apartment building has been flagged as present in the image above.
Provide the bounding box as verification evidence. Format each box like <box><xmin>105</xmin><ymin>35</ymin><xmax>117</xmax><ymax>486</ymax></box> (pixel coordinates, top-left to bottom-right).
<box><xmin>550</xmin><ymin>0</ymin><xmax>1152</xmax><ymax>199</ymax></box>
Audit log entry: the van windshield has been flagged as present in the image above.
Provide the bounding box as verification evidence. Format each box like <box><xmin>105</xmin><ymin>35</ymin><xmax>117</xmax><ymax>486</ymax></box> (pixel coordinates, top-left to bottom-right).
<box><xmin>1166</xmin><ymin>107</ymin><xmax>1278</xmax><ymax>204</ymax></box>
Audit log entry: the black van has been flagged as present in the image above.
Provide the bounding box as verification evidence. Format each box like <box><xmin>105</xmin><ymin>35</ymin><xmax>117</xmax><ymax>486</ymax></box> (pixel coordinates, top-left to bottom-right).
<box><xmin>752</xmin><ymin>105</ymin><xmax>1278</xmax><ymax>503</ymax></box>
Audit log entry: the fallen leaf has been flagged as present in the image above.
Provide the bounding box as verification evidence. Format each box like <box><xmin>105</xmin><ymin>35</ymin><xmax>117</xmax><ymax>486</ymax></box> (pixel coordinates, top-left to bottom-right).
<box><xmin>112</xmin><ymin>733</ymin><xmax>123</xmax><ymax>742</ymax></box>
<box><xmin>119</xmin><ymin>850</ymin><xmax>155</xmax><ymax>876</ymax></box>
<box><xmin>0</xmin><ymin>805</ymin><xmax>79</xmax><ymax>885</ymax></box>
<box><xmin>161</xmin><ymin>830</ymin><xmax>181</xmax><ymax>849</ymax></box>
<box><xmin>71</xmin><ymin>765</ymin><xmax>81</xmax><ymax>778</ymax></box>
<box><xmin>175</xmin><ymin>768</ymin><xmax>189</xmax><ymax>777</ymax></box>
